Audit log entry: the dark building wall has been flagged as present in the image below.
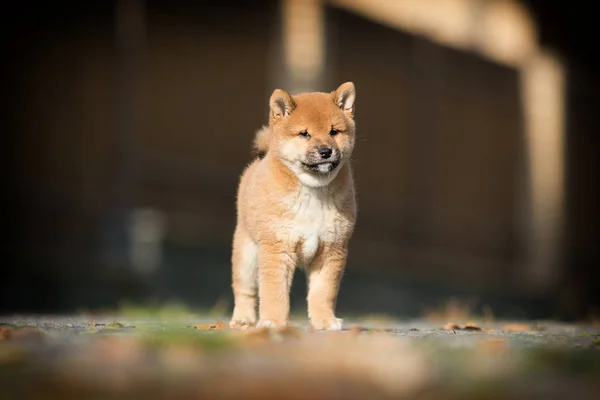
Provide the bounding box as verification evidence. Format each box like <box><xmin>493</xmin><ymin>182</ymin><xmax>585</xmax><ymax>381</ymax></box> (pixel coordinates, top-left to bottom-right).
<box><xmin>3</xmin><ymin>0</ymin><xmax>278</xmax><ymax>312</ymax></box>
<box><xmin>327</xmin><ymin>8</ymin><xmax>524</xmax><ymax>290</ymax></box>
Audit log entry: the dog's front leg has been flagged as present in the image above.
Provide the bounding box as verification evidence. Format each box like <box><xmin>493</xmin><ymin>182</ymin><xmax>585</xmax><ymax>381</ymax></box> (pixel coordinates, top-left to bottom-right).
<box><xmin>256</xmin><ymin>245</ymin><xmax>296</xmax><ymax>328</ymax></box>
<box><xmin>306</xmin><ymin>244</ymin><xmax>346</xmax><ymax>331</ymax></box>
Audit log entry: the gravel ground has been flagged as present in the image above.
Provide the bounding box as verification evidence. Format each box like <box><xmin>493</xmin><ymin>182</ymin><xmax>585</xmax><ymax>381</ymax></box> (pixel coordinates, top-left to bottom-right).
<box><xmin>1</xmin><ymin>313</ymin><xmax>599</xmax><ymax>399</ymax></box>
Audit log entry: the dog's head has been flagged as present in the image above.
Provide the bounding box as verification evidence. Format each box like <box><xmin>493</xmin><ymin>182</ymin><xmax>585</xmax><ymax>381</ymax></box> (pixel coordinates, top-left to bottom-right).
<box><xmin>268</xmin><ymin>82</ymin><xmax>356</xmax><ymax>187</ymax></box>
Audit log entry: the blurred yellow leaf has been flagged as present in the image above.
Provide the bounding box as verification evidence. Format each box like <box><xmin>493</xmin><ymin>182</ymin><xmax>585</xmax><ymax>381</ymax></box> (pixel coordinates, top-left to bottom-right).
<box><xmin>193</xmin><ymin>319</ymin><xmax>228</xmax><ymax>331</ymax></box>
<box><xmin>194</xmin><ymin>324</ymin><xmax>215</xmax><ymax>330</ymax></box>
<box><xmin>444</xmin><ymin>322</ymin><xmax>460</xmax><ymax>331</ymax></box>
<box><xmin>464</xmin><ymin>322</ymin><xmax>482</xmax><ymax>331</ymax></box>
<box><xmin>443</xmin><ymin>322</ymin><xmax>483</xmax><ymax>332</ymax></box>
<box><xmin>215</xmin><ymin>319</ymin><xmax>227</xmax><ymax>330</ymax></box>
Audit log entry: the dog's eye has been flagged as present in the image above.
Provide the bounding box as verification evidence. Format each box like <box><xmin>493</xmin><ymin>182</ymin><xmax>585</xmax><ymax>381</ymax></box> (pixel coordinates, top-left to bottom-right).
<box><xmin>298</xmin><ymin>131</ymin><xmax>310</xmax><ymax>138</ymax></box>
<box><xmin>330</xmin><ymin>129</ymin><xmax>339</xmax><ymax>136</ymax></box>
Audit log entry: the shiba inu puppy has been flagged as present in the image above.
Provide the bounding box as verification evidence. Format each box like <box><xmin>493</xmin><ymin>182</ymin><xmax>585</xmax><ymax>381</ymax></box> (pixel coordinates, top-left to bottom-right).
<box><xmin>229</xmin><ymin>82</ymin><xmax>357</xmax><ymax>330</ymax></box>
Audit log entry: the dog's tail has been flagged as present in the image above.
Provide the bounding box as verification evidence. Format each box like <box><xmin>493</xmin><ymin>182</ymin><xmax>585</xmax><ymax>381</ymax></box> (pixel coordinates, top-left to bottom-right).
<box><xmin>252</xmin><ymin>125</ymin><xmax>270</xmax><ymax>159</ymax></box>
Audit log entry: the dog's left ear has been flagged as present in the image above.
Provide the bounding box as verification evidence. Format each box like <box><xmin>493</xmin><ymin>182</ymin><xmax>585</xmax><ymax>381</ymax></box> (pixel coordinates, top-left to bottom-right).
<box><xmin>333</xmin><ymin>82</ymin><xmax>356</xmax><ymax>118</ymax></box>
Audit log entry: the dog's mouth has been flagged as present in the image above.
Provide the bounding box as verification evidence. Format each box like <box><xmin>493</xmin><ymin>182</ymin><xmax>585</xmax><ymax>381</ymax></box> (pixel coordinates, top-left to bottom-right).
<box><xmin>301</xmin><ymin>160</ymin><xmax>340</xmax><ymax>173</ymax></box>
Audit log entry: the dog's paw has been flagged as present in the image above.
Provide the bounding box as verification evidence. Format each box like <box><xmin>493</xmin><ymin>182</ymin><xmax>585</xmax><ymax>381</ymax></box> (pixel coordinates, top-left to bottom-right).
<box><xmin>311</xmin><ymin>317</ymin><xmax>343</xmax><ymax>331</ymax></box>
<box><xmin>256</xmin><ymin>319</ymin><xmax>287</xmax><ymax>329</ymax></box>
<box><xmin>229</xmin><ymin>316</ymin><xmax>256</xmax><ymax>330</ymax></box>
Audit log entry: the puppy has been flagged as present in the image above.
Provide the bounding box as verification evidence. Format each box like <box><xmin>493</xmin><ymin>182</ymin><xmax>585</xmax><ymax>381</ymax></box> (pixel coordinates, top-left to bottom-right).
<box><xmin>229</xmin><ymin>82</ymin><xmax>357</xmax><ymax>330</ymax></box>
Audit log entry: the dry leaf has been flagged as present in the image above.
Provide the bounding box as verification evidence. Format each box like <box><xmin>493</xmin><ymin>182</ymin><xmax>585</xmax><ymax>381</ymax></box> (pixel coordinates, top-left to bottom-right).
<box><xmin>503</xmin><ymin>323</ymin><xmax>530</xmax><ymax>332</ymax></box>
<box><xmin>444</xmin><ymin>322</ymin><xmax>460</xmax><ymax>331</ymax></box>
<box><xmin>215</xmin><ymin>319</ymin><xmax>227</xmax><ymax>330</ymax></box>
<box><xmin>194</xmin><ymin>324</ymin><xmax>216</xmax><ymax>330</ymax></box>
<box><xmin>464</xmin><ymin>322</ymin><xmax>482</xmax><ymax>332</ymax></box>
<box><xmin>443</xmin><ymin>322</ymin><xmax>482</xmax><ymax>332</ymax></box>
<box><xmin>193</xmin><ymin>319</ymin><xmax>228</xmax><ymax>331</ymax></box>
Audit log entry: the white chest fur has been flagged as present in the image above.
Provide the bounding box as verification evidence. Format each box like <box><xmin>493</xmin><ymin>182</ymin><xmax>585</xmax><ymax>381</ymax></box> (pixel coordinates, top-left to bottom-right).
<box><xmin>276</xmin><ymin>186</ymin><xmax>341</xmax><ymax>265</ymax></box>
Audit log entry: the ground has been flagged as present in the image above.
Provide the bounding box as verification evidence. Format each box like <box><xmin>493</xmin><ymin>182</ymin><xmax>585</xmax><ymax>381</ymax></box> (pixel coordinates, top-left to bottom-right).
<box><xmin>1</xmin><ymin>307</ymin><xmax>599</xmax><ymax>399</ymax></box>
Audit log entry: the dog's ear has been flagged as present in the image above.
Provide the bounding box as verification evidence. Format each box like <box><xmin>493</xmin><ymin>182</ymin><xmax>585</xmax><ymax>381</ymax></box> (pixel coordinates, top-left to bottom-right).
<box><xmin>269</xmin><ymin>89</ymin><xmax>296</xmax><ymax>121</ymax></box>
<box><xmin>333</xmin><ymin>82</ymin><xmax>356</xmax><ymax>118</ymax></box>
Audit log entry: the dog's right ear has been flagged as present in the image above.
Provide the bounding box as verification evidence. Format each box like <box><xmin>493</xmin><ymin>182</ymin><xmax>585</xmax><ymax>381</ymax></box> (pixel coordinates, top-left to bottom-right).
<box><xmin>269</xmin><ymin>89</ymin><xmax>296</xmax><ymax>121</ymax></box>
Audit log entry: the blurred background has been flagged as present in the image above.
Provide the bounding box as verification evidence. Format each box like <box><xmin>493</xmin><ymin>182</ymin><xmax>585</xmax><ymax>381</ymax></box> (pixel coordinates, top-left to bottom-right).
<box><xmin>2</xmin><ymin>0</ymin><xmax>598</xmax><ymax>321</ymax></box>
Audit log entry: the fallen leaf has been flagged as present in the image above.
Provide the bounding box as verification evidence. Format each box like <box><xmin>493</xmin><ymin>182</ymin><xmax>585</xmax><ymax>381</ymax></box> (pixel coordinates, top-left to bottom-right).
<box><xmin>443</xmin><ymin>322</ymin><xmax>483</xmax><ymax>332</ymax></box>
<box><xmin>193</xmin><ymin>319</ymin><xmax>229</xmax><ymax>331</ymax></box>
<box><xmin>503</xmin><ymin>323</ymin><xmax>530</xmax><ymax>332</ymax></box>
<box><xmin>194</xmin><ymin>324</ymin><xmax>216</xmax><ymax>330</ymax></box>
<box><xmin>444</xmin><ymin>322</ymin><xmax>460</xmax><ymax>331</ymax></box>
<box><xmin>215</xmin><ymin>319</ymin><xmax>227</xmax><ymax>330</ymax></box>
<box><xmin>464</xmin><ymin>322</ymin><xmax>482</xmax><ymax>332</ymax></box>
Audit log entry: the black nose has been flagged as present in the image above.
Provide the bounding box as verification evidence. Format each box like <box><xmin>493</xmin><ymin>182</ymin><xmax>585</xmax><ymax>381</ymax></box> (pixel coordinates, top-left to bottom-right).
<box><xmin>318</xmin><ymin>146</ymin><xmax>333</xmax><ymax>159</ymax></box>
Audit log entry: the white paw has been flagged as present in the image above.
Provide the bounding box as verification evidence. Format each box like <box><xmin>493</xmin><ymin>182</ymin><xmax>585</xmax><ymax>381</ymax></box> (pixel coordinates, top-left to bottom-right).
<box><xmin>229</xmin><ymin>316</ymin><xmax>256</xmax><ymax>329</ymax></box>
<box><xmin>311</xmin><ymin>317</ymin><xmax>343</xmax><ymax>331</ymax></box>
<box><xmin>256</xmin><ymin>319</ymin><xmax>287</xmax><ymax>329</ymax></box>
